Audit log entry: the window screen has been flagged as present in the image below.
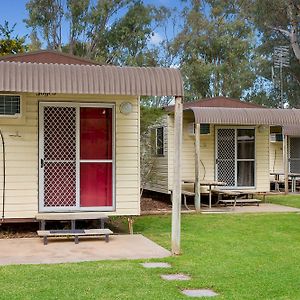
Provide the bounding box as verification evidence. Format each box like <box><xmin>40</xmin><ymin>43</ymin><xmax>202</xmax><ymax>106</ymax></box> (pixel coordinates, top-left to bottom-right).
<box><xmin>200</xmin><ymin>124</ymin><xmax>210</xmax><ymax>134</ymax></box>
<box><xmin>289</xmin><ymin>137</ymin><xmax>300</xmax><ymax>173</ymax></box>
<box><xmin>0</xmin><ymin>95</ymin><xmax>21</xmax><ymax>116</ymax></box>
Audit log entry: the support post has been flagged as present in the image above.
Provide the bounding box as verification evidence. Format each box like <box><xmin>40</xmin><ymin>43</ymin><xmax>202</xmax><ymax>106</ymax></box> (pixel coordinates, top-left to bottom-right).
<box><xmin>171</xmin><ymin>96</ymin><xmax>182</xmax><ymax>255</ymax></box>
<box><xmin>283</xmin><ymin>134</ymin><xmax>289</xmax><ymax>194</ymax></box>
<box><xmin>194</xmin><ymin>123</ymin><xmax>201</xmax><ymax>212</ymax></box>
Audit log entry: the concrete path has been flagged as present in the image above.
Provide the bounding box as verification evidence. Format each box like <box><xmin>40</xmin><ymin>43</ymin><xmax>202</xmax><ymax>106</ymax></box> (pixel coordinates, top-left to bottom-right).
<box><xmin>0</xmin><ymin>234</ymin><xmax>170</xmax><ymax>266</ymax></box>
<box><xmin>201</xmin><ymin>203</ymin><xmax>300</xmax><ymax>214</ymax></box>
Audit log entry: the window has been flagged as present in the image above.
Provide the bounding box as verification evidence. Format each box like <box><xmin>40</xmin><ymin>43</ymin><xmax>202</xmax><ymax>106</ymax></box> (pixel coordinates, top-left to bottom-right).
<box><xmin>0</xmin><ymin>95</ymin><xmax>21</xmax><ymax>116</ymax></box>
<box><xmin>289</xmin><ymin>137</ymin><xmax>300</xmax><ymax>173</ymax></box>
<box><xmin>216</xmin><ymin>128</ymin><xmax>255</xmax><ymax>188</ymax></box>
<box><xmin>200</xmin><ymin>124</ymin><xmax>210</xmax><ymax>134</ymax></box>
<box><xmin>156</xmin><ymin>127</ymin><xmax>164</xmax><ymax>156</ymax></box>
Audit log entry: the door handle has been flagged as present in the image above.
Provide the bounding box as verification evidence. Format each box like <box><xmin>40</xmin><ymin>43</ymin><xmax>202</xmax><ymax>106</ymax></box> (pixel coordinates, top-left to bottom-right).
<box><xmin>41</xmin><ymin>159</ymin><xmax>44</xmax><ymax>168</ymax></box>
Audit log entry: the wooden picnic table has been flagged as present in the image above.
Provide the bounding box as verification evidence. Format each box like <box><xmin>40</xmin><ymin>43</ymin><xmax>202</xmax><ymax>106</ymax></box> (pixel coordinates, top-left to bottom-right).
<box><xmin>270</xmin><ymin>172</ymin><xmax>300</xmax><ymax>192</ymax></box>
<box><xmin>182</xmin><ymin>179</ymin><xmax>226</xmax><ymax>209</ymax></box>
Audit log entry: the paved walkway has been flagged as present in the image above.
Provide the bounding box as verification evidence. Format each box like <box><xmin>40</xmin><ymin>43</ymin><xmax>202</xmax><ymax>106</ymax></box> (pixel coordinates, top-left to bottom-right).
<box><xmin>0</xmin><ymin>234</ymin><xmax>170</xmax><ymax>266</ymax></box>
<box><xmin>201</xmin><ymin>203</ymin><xmax>300</xmax><ymax>214</ymax></box>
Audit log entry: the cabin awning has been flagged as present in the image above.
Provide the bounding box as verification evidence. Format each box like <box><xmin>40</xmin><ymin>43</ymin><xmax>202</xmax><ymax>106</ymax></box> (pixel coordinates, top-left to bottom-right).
<box><xmin>282</xmin><ymin>125</ymin><xmax>300</xmax><ymax>136</ymax></box>
<box><xmin>0</xmin><ymin>61</ymin><xmax>183</xmax><ymax>97</ymax></box>
<box><xmin>188</xmin><ymin>107</ymin><xmax>300</xmax><ymax>126</ymax></box>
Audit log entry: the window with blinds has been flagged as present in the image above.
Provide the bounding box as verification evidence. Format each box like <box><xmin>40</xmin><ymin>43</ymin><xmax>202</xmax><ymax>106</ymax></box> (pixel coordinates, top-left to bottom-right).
<box><xmin>0</xmin><ymin>95</ymin><xmax>21</xmax><ymax>116</ymax></box>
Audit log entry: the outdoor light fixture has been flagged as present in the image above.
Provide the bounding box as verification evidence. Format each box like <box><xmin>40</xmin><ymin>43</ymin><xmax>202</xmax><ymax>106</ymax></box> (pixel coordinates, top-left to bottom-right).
<box><xmin>119</xmin><ymin>101</ymin><xmax>133</xmax><ymax>115</ymax></box>
<box><xmin>258</xmin><ymin>125</ymin><xmax>267</xmax><ymax>133</ymax></box>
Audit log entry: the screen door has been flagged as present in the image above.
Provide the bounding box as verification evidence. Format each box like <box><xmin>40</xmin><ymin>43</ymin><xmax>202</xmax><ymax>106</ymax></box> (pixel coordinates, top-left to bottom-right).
<box><xmin>216</xmin><ymin>128</ymin><xmax>255</xmax><ymax>187</ymax></box>
<box><xmin>39</xmin><ymin>103</ymin><xmax>114</xmax><ymax>211</ymax></box>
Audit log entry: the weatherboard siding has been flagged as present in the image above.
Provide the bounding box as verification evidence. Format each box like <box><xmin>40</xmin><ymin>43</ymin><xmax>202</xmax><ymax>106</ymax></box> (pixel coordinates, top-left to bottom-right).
<box><xmin>0</xmin><ymin>93</ymin><xmax>140</xmax><ymax>219</ymax></box>
<box><xmin>144</xmin><ymin>115</ymin><xmax>169</xmax><ymax>194</ymax></box>
<box><xmin>167</xmin><ymin>112</ymin><xmax>270</xmax><ymax>193</ymax></box>
<box><xmin>269</xmin><ymin>142</ymin><xmax>283</xmax><ymax>175</ymax></box>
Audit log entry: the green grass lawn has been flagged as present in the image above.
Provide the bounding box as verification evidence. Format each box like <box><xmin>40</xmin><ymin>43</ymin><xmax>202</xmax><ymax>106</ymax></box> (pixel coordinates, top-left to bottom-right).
<box><xmin>1</xmin><ymin>213</ymin><xmax>300</xmax><ymax>299</ymax></box>
<box><xmin>266</xmin><ymin>194</ymin><xmax>300</xmax><ymax>208</ymax></box>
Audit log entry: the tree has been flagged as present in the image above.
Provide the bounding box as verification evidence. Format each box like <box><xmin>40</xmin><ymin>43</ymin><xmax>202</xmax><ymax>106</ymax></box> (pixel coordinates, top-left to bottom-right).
<box><xmin>172</xmin><ymin>0</ymin><xmax>257</xmax><ymax>100</ymax></box>
<box><xmin>240</xmin><ymin>0</ymin><xmax>300</xmax><ymax>107</ymax></box>
<box><xmin>0</xmin><ymin>21</ymin><xmax>27</xmax><ymax>56</ymax></box>
<box><xmin>25</xmin><ymin>0</ymin><xmax>169</xmax><ymax>67</ymax></box>
<box><xmin>25</xmin><ymin>0</ymin><xmax>64</xmax><ymax>50</ymax></box>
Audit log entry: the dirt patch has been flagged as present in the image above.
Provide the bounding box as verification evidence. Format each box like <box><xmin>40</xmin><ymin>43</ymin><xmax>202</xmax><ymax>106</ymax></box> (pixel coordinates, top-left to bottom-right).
<box><xmin>141</xmin><ymin>197</ymin><xmax>172</xmax><ymax>212</ymax></box>
<box><xmin>0</xmin><ymin>223</ymin><xmax>39</xmax><ymax>239</ymax></box>
<box><xmin>0</xmin><ymin>194</ymin><xmax>176</xmax><ymax>238</ymax></box>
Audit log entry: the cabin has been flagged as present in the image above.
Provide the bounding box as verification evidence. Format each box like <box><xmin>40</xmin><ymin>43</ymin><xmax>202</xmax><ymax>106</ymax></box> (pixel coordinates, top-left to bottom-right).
<box><xmin>269</xmin><ymin>125</ymin><xmax>300</xmax><ymax>191</ymax></box>
<box><xmin>145</xmin><ymin>97</ymin><xmax>300</xmax><ymax>202</ymax></box>
<box><xmin>0</xmin><ymin>51</ymin><xmax>183</xmax><ymax>222</ymax></box>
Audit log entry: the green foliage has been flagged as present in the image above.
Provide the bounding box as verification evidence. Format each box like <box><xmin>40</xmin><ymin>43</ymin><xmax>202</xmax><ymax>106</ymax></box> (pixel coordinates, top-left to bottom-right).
<box><xmin>24</xmin><ymin>0</ymin><xmax>169</xmax><ymax>67</ymax></box>
<box><xmin>0</xmin><ymin>21</ymin><xmax>27</xmax><ymax>56</ymax></box>
<box><xmin>140</xmin><ymin>105</ymin><xmax>164</xmax><ymax>136</ymax></box>
<box><xmin>25</xmin><ymin>0</ymin><xmax>64</xmax><ymax>50</ymax></box>
<box><xmin>173</xmin><ymin>0</ymin><xmax>257</xmax><ymax>99</ymax></box>
<box><xmin>241</xmin><ymin>0</ymin><xmax>300</xmax><ymax>107</ymax></box>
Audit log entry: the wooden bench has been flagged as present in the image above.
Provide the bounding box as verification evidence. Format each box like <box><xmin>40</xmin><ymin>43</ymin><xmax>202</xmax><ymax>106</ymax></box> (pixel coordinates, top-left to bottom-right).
<box><xmin>35</xmin><ymin>213</ymin><xmax>111</xmax><ymax>245</ymax></box>
<box><xmin>218</xmin><ymin>198</ymin><xmax>261</xmax><ymax>207</ymax></box>
<box><xmin>37</xmin><ymin>228</ymin><xmax>113</xmax><ymax>245</ymax></box>
<box><xmin>211</xmin><ymin>189</ymin><xmax>261</xmax><ymax>208</ymax></box>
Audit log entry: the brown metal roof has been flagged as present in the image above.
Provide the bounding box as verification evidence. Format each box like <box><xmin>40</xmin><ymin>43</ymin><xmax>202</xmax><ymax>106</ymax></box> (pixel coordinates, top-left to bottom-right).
<box><xmin>0</xmin><ymin>50</ymin><xmax>99</xmax><ymax>65</ymax></box>
<box><xmin>189</xmin><ymin>107</ymin><xmax>300</xmax><ymax>126</ymax></box>
<box><xmin>0</xmin><ymin>61</ymin><xmax>183</xmax><ymax>96</ymax></box>
<box><xmin>165</xmin><ymin>96</ymin><xmax>264</xmax><ymax>111</ymax></box>
<box><xmin>282</xmin><ymin>125</ymin><xmax>300</xmax><ymax>136</ymax></box>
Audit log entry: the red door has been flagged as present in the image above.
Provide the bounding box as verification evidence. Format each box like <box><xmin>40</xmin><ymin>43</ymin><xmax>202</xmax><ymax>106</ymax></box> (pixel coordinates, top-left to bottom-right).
<box><xmin>80</xmin><ymin>107</ymin><xmax>113</xmax><ymax>207</ymax></box>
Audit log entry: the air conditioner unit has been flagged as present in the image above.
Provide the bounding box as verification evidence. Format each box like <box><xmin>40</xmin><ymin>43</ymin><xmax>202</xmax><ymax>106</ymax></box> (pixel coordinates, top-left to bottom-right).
<box><xmin>270</xmin><ymin>133</ymin><xmax>283</xmax><ymax>142</ymax></box>
<box><xmin>188</xmin><ymin>123</ymin><xmax>210</xmax><ymax>136</ymax></box>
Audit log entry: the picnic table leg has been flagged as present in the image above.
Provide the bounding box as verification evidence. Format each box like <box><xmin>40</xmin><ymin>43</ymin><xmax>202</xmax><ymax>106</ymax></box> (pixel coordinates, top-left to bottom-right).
<box><xmin>100</xmin><ymin>219</ymin><xmax>105</xmax><ymax>229</ymax></box>
<box><xmin>74</xmin><ymin>236</ymin><xmax>79</xmax><ymax>244</ymax></box>
<box><xmin>40</xmin><ymin>220</ymin><xmax>45</xmax><ymax>230</ymax></box>
<box><xmin>43</xmin><ymin>236</ymin><xmax>48</xmax><ymax>245</ymax></box>
<box><xmin>71</xmin><ymin>220</ymin><xmax>76</xmax><ymax>231</ymax></box>
<box><xmin>105</xmin><ymin>234</ymin><xmax>109</xmax><ymax>243</ymax></box>
<box><xmin>232</xmin><ymin>195</ymin><xmax>238</xmax><ymax>211</ymax></box>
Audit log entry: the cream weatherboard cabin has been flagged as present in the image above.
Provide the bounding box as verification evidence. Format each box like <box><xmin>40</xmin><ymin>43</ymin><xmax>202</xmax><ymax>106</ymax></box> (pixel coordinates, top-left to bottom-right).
<box><xmin>146</xmin><ymin>97</ymin><xmax>300</xmax><ymax>202</ymax></box>
<box><xmin>0</xmin><ymin>51</ymin><xmax>183</xmax><ymax>222</ymax></box>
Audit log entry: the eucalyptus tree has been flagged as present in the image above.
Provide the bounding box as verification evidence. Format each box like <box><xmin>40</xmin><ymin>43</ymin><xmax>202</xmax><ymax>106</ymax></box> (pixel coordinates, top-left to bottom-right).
<box><xmin>24</xmin><ymin>0</ymin><xmax>169</xmax><ymax>67</ymax></box>
<box><xmin>241</xmin><ymin>0</ymin><xmax>300</xmax><ymax>107</ymax></box>
<box><xmin>172</xmin><ymin>0</ymin><xmax>257</xmax><ymax>100</ymax></box>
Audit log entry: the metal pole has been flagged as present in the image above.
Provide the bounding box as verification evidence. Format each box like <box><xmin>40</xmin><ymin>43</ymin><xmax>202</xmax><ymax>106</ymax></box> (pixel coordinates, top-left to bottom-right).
<box><xmin>283</xmin><ymin>134</ymin><xmax>289</xmax><ymax>194</ymax></box>
<box><xmin>194</xmin><ymin>123</ymin><xmax>201</xmax><ymax>212</ymax></box>
<box><xmin>0</xmin><ymin>130</ymin><xmax>5</xmax><ymax>221</ymax></box>
<box><xmin>171</xmin><ymin>96</ymin><xmax>182</xmax><ymax>255</ymax></box>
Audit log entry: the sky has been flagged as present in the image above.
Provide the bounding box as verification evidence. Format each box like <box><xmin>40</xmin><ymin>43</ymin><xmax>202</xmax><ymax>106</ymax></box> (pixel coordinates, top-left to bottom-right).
<box><xmin>0</xmin><ymin>0</ymin><xmax>183</xmax><ymax>45</ymax></box>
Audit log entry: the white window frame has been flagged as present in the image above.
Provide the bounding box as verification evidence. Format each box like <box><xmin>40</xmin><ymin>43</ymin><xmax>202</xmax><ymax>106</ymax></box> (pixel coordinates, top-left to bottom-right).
<box><xmin>0</xmin><ymin>94</ymin><xmax>22</xmax><ymax>118</ymax></box>
<box><xmin>155</xmin><ymin>126</ymin><xmax>165</xmax><ymax>157</ymax></box>
<box><xmin>215</xmin><ymin>126</ymin><xmax>256</xmax><ymax>189</ymax></box>
<box><xmin>39</xmin><ymin>101</ymin><xmax>116</xmax><ymax>212</ymax></box>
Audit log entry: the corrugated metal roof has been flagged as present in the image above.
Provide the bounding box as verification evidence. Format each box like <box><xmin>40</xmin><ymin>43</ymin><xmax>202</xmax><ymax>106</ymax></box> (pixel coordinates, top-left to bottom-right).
<box><xmin>0</xmin><ymin>50</ymin><xmax>100</xmax><ymax>65</ymax></box>
<box><xmin>283</xmin><ymin>125</ymin><xmax>300</xmax><ymax>136</ymax></box>
<box><xmin>165</xmin><ymin>96</ymin><xmax>264</xmax><ymax>111</ymax></box>
<box><xmin>0</xmin><ymin>61</ymin><xmax>183</xmax><ymax>96</ymax></box>
<box><xmin>189</xmin><ymin>107</ymin><xmax>300</xmax><ymax>125</ymax></box>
